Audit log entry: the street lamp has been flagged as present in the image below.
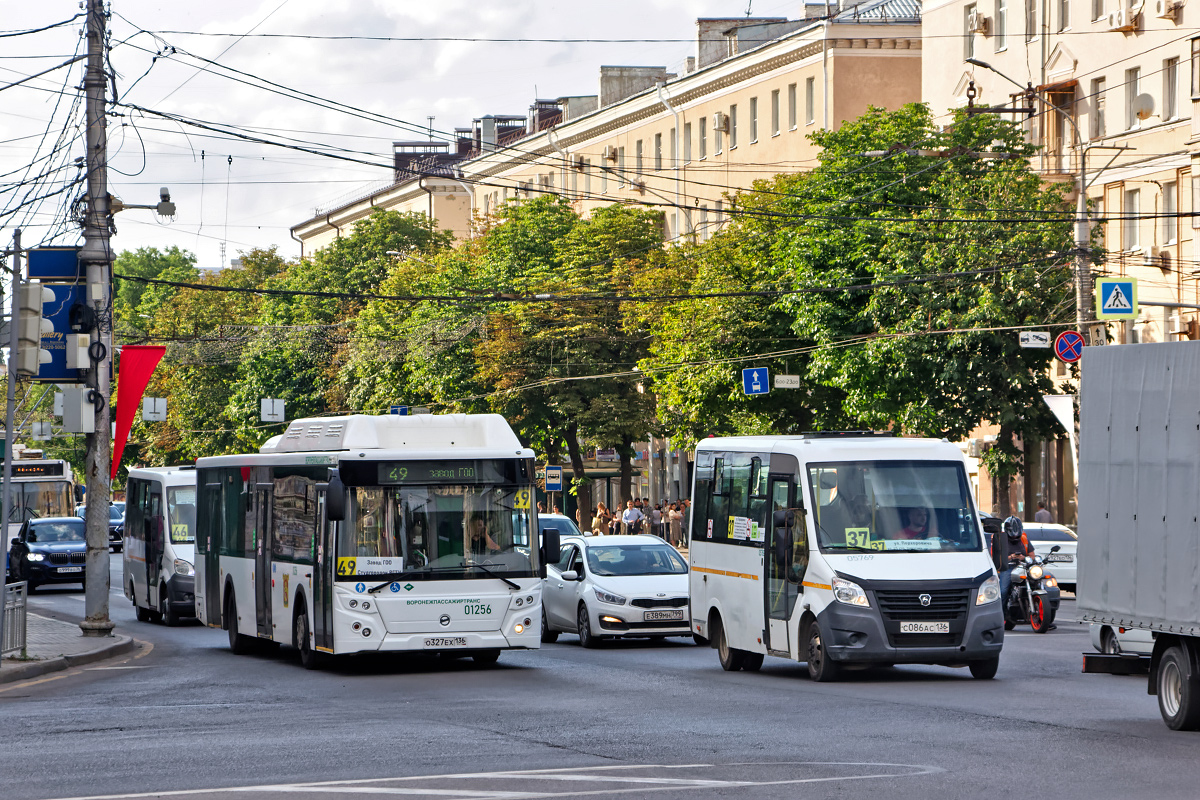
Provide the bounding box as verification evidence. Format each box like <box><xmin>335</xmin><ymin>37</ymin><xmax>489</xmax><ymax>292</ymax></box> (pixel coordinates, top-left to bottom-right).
<box><xmin>966</xmin><ymin>58</ymin><xmax>1099</xmax><ymax>343</ymax></box>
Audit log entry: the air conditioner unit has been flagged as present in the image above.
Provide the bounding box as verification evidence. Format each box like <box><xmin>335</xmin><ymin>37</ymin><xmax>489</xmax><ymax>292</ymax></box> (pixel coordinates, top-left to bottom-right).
<box><xmin>967</xmin><ymin>438</ymin><xmax>982</xmax><ymax>458</ymax></box>
<box><xmin>631</xmin><ymin>179</ymin><xmax>646</xmax><ymax>195</ymax></box>
<box><xmin>1169</xmin><ymin>313</ymin><xmax>1186</xmax><ymax>335</ymax></box>
<box><xmin>1155</xmin><ymin>0</ymin><xmax>1179</xmax><ymax>19</ymax></box>
<box><xmin>573</xmin><ymin>155</ymin><xmax>585</xmax><ymax>171</ymax></box>
<box><xmin>967</xmin><ymin>10</ymin><xmax>991</xmax><ymax>33</ymax></box>
<box><xmin>603</xmin><ymin>145</ymin><xmax>618</xmax><ymax>162</ymax></box>
<box><xmin>712</xmin><ymin>112</ymin><xmax>729</xmax><ymax>133</ymax></box>
<box><xmin>1143</xmin><ymin>244</ymin><xmax>1161</xmax><ymax>265</ymax></box>
<box><xmin>1108</xmin><ymin>7</ymin><xmax>1137</xmax><ymax>29</ymax></box>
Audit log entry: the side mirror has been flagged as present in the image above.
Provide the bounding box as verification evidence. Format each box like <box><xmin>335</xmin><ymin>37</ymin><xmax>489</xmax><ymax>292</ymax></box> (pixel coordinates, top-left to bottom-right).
<box><xmin>560</xmin><ymin>570</ymin><xmax>579</xmax><ymax>581</ymax></box>
<box><xmin>10</xmin><ymin>537</ymin><xmax>19</xmax><ymax>547</ymax></box>
<box><xmin>773</xmin><ymin>509</ymin><xmax>794</xmax><ymax>529</ymax></box>
<box><xmin>539</xmin><ymin>527</ymin><xmax>560</xmax><ymax>579</ymax></box>
<box><xmin>1050</xmin><ymin>544</ymin><xmax>1061</xmax><ymax>553</ymax></box>
<box><xmin>326</xmin><ymin>471</ymin><xmax>346</xmax><ymax>522</ymax></box>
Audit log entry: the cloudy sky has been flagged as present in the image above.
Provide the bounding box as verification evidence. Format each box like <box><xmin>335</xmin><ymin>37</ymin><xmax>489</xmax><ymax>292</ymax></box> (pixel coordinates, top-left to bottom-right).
<box><xmin>1</xmin><ymin>0</ymin><xmax>803</xmax><ymax>267</ymax></box>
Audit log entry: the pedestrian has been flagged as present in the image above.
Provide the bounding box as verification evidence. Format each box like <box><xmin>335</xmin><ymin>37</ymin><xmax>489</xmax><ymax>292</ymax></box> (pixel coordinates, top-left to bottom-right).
<box><xmin>650</xmin><ymin>503</ymin><xmax>663</xmax><ymax>538</ymax></box>
<box><xmin>552</xmin><ymin>505</ymin><xmax>561</xmax><ymax>515</ymax></box>
<box><xmin>668</xmin><ymin>502</ymin><xmax>684</xmax><ymax>547</ymax></box>
<box><xmin>537</xmin><ymin>501</ymin><xmax>546</xmax><ymax>513</ymax></box>
<box><xmin>621</xmin><ymin>500</ymin><xmax>645</xmax><ymax>535</ymax></box>
<box><xmin>1034</xmin><ymin>501</ymin><xmax>1052</xmax><ymax>523</ymax></box>
<box><xmin>591</xmin><ymin>504</ymin><xmax>609</xmax><ymax>536</ymax></box>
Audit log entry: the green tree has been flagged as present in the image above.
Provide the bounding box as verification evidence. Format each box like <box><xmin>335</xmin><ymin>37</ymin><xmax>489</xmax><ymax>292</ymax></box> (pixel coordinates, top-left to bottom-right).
<box><xmin>113</xmin><ymin>246</ymin><xmax>198</xmax><ymax>335</ymax></box>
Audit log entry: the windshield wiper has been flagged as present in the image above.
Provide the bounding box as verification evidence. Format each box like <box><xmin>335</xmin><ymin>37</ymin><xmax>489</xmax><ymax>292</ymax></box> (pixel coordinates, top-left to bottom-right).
<box><xmin>465</xmin><ymin>560</ymin><xmax>520</xmax><ymax>590</ymax></box>
<box><xmin>367</xmin><ymin>568</ymin><xmax>431</xmax><ymax>593</ymax></box>
<box><xmin>823</xmin><ymin>544</ymin><xmax>878</xmax><ymax>553</ymax></box>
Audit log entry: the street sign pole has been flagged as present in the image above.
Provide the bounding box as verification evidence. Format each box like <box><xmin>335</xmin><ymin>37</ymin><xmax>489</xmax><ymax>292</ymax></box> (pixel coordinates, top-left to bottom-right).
<box><xmin>0</xmin><ymin>230</ymin><xmax>22</xmax><ymax>663</ymax></box>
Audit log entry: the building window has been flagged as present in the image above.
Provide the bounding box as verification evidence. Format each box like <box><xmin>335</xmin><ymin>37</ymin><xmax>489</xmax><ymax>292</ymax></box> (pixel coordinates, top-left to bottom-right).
<box><xmin>729</xmin><ymin>104</ymin><xmax>738</xmax><ymax>148</ymax></box>
<box><xmin>601</xmin><ymin>159</ymin><xmax>607</xmax><ymax>193</ymax></box>
<box><xmin>1163</xmin><ymin>181</ymin><xmax>1178</xmax><ymax>244</ymax></box>
<box><xmin>788</xmin><ymin>83</ymin><xmax>797</xmax><ymax>129</ymax></box>
<box><xmin>715</xmin><ymin>200</ymin><xmax>723</xmax><ymax>228</ymax></box>
<box><xmin>805</xmin><ymin>77</ymin><xmax>816</xmax><ymax>125</ymax></box>
<box><xmin>1192</xmin><ymin>38</ymin><xmax>1200</xmax><ymax>99</ymax></box>
<box><xmin>1164</xmin><ymin>57</ymin><xmax>1180</xmax><ymax>120</ymax></box>
<box><xmin>668</xmin><ymin>128</ymin><xmax>675</xmax><ymax>170</ymax></box>
<box><xmin>1025</xmin><ymin>0</ymin><xmax>1037</xmax><ymax>42</ymax></box>
<box><xmin>996</xmin><ymin>0</ymin><xmax>1008</xmax><ymax>49</ymax></box>
<box><xmin>1058</xmin><ymin>0</ymin><xmax>1068</xmax><ymax>31</ymax></box>
<box><xmin>749</xmin><ymin>97</ymin><xmax>758</xmax><ymax>142</ymax></box>
<box><xmin>771</xmin><ymin>89</ymin><xmax>781</xmax><ymax>135</ymax></box>
<box><xmin>584</xmin><ymin>159</ymin><xmax>591</xmax><ymax>195</ymax></box>
<box><xmin>1091</xmin><ymin>77</ymin><xmax>1106</xmax><ymax>140</ymax></box>
<box><xmin>635</xmin><ymin>140</ymin><xmax>643</xmax><ymax>176</ymax></box>
<box><xmin>965</xmin><ymin>3</ymin><xmax>977</xmax><ymax>59</ymax></box>
<box><xmin>715</xmin><ymin>115</ymin><xmax>723</xmax><ymax>154</ymax></box>
<box><xmin>1124</xmin><ymin>188</ymin><xmax>1140</xmax><ymax>250</ymax></box>
<box><xmin>1125</xmin><ymin>67</ymin><xmax>1141</xmax><ymax>130</ymax></box>
<box><xmin>618</xmin><ymin>146</ymin><xmax>625</xmax><ymax>186</ymax></box>
<box><xmin>699</xmin><ymin>116</ymin><xmax>707</xmax><ymax>158</ymax></box>
<box><xmin>655</xmin><ymin>134</ymin><xmax>663</xmax><ymax>171</ymax></box>
<box><xmin>684</xmin><ymin>122</ymin><xmax>692</xmax><ymax>162</ymax></box>
<box><xmin>1092</xmin><ymin>0</ymin><xmax>1103</xmax><ymax>20</ymax></box>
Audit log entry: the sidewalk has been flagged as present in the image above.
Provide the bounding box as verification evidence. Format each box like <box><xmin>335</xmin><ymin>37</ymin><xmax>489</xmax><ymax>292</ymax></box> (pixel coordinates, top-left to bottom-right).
<box><xmin>0</xmin><ymin>612</ymin><xmax>135</xmax><ymax>684</ymax></box>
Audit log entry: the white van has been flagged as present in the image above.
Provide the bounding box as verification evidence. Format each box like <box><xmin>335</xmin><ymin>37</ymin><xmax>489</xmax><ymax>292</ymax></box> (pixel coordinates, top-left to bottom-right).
<box><xmin>688</xmin><ymin>433</ymin><xmax>1004</xmax><ymax>680</ymax></box>
<box><xmin>122</xmin><ymin>466</ymin><xmax>198</xmax><ymax>626</ymax></box>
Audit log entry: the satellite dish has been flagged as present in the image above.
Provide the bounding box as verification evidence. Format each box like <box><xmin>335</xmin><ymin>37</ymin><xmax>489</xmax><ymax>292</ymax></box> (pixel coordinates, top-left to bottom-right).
<box><xmin>1133</xmin><ymin>93</ymin><xmax>1155</xmax><ymax>121</ymax></box>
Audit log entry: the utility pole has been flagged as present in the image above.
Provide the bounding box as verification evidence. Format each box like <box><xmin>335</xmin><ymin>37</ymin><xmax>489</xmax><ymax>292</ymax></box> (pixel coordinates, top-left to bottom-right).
<box><xmin>78</xmin><ymin>0</ymin><xmax>114</xmax><ymax>637</ymax></box>
<box><xmin>0</xmin><ymin>229</ymin><xmax>22</xmax><ymax>658</ymax></box>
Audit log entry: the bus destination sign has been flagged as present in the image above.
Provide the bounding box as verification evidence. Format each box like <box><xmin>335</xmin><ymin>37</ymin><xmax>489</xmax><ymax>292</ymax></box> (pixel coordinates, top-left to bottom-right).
<box><xmin>12</xmin><ymin>462</ymin><xmax>65</xmax><ymax>478</ymax></box>
<box><xmin>376</xmin><ymin>461</ymin><xmax>506</xmax><ymax>485</ymax></box>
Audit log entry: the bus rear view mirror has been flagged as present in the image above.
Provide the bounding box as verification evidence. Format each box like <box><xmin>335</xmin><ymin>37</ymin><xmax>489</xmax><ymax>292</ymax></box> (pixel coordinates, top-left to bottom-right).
<box><xmin>326</xmin><ymin>472</ymin><xmax>346</xmax><ymax>522</ymax></box>
<box><xmin>541</xmin><ymin>527</ymin><xmax>561</xmax><ymax>572</ymax></box>
<box><xmin>773</xmin><ymin>509</ymin><xmax>794</xmax><ymax>529</ymax></box>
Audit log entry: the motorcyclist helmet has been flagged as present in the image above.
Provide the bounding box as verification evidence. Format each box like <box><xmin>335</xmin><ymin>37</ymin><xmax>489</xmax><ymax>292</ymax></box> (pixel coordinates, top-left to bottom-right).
<box><xmin>1003</xmin><ymin>515</ymin><xmax>1023</xmax><ymax>543</ymax></box>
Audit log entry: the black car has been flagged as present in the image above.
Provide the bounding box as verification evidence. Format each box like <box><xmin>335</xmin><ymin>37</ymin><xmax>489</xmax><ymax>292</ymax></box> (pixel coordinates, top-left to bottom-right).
<box><xmin>75</xmin><ymin>503</ymin><xmax>125</xmax><ymax>552</ymax></box>
<box><xmin>7</xmin><ymin>517</ymin><xmax>88</xmax><ymax>592</ymax></box>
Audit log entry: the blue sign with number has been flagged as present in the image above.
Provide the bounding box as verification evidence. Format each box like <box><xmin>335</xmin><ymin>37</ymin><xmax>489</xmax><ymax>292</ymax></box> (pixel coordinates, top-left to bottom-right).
<box><xmin>1054</xmin><ymin>330</ymin><xmax>1085</xmax><ymax>364</ymax></box>
<box><xmin>742</xmin><ymin>367</ymin><xmax>769</xmax><ymax>396</ymax></box>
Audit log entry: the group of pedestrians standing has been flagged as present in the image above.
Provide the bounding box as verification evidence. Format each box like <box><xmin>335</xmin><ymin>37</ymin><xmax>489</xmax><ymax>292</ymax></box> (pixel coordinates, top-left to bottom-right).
<box><xmin>586</xmin><ymin>498</ymin><xmax>689</xmax><ymax>547</ymax></box>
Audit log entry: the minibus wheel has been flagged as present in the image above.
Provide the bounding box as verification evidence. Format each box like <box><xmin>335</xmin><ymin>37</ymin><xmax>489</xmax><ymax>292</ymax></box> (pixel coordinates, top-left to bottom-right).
<box><xmin>804</xmin><ymin>619</ymin><xmax>841</xmax><ymax>682</ymax></box>
<box><xmin>716</xmin><ymin>619</ymin><xmax>746</xmax><ymax>671</ymax></box>
<box><xmin>159</xmin><ymin>585</ymin><xmax>180</xmax><ymax>627</ymax></box>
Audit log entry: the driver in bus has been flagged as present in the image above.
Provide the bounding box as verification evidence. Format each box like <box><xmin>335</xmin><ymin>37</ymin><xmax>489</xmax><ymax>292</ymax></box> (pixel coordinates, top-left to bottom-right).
<box><xmin>891</xmin><ymin>507</ymin><xmax>935</xmax><ymax>540</ymax></box>
<box><xmin>467</xmin><ymin>515</ymin><xmax>500</xmax><ymax>555</ymax></box>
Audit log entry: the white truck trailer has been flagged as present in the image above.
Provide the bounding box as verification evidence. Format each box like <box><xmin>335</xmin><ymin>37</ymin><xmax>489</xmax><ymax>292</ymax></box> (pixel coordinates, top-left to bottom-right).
<box><xmin>1078</xmin><ymin>340</ymin><xmax>1200</xmax><ymax>730</ymax></box>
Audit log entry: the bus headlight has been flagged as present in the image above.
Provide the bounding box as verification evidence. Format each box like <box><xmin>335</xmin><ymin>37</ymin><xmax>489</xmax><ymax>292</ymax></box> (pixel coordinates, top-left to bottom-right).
<box><xmin>832</xmin><ymin>577</ymin><xmax>870</xmax><ymax>608</ymax></box>
<box><xmin>976</xmin><ymin>575</ymin><xmax>1000</xmax><ymax>605</ymax></box>
<box><xmin>173</xmin><ymin>559</ymin><xmax>194</xmax><ymax>576</ymax></box>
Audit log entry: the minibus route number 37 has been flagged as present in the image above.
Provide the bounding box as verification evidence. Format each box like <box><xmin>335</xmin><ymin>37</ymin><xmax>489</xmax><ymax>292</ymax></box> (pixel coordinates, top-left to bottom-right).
<box><xmin>194</xmin><ymin>413</ymin><xmax>560</xmax><ymax>668</ymax></box>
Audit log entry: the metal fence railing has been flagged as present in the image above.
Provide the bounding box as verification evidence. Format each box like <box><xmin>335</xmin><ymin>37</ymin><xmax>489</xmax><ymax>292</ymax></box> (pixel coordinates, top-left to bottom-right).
<box><xmin>2</xmin><ymin>581</ymin><xmax>28</xmax><ymax>658</ymax></box>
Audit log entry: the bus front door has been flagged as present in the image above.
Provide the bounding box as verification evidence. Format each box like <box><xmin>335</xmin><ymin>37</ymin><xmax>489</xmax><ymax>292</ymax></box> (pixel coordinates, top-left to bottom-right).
<box><xmin>313</xmin><ymin>496</ymin><xmax>334</xmax><ymax>652</ymax></box>
<box><xmin>146</xmin><ymin>490</ymin><xmax>165</xmax><ymax>611</ymax></box>
<box><xmin>256</xmin><ymin>488</ymin><xmax>272</xmax><ymax>639</ymax></box>
<box><xmin>765</xmin><ymin>478</ymin><xmax>798</xmax><ymax>654</ymax></box>
<box><xmin>202</xmin><ymin>482</ymin><xmax>223</xmax><ymax>625</ymax></box>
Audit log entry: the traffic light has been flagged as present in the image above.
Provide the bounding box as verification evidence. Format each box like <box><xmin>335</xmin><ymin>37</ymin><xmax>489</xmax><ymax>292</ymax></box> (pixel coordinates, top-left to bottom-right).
<box><xmin>16</xmin><ymin>281</ymin><xmax>54</xmax><ymax>376</ymax></box>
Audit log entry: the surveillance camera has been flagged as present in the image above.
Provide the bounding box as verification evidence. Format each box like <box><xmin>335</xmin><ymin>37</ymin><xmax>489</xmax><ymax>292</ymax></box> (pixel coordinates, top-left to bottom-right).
<box><xmin>160</xmin><ymin>187</ymin><xmax>171</xmax><ymax>202</ymax></box>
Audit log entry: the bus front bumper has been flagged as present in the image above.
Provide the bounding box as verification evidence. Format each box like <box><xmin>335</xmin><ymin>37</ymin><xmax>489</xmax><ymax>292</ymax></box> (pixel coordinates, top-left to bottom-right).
<box><xmin>817</xmin><ymin>601</ymin><xmax>1004</xmax><ymax>666</ymax></box>
<box><xmin>351</xmin><ymin>629</ymin><xmax>542</xmax><ymax>654</ymax></box>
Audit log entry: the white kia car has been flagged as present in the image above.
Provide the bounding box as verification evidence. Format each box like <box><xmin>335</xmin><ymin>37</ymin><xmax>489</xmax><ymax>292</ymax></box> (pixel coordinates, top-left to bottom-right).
<box><xmin>541</xmin><ymin>534</ymin><xmax>691</xmax><ymax>647</ymax></box>
<box><xmin>1023</xmin><ymin>523</ymin><xmax>1078</xmax><ymax>594</ymax></box>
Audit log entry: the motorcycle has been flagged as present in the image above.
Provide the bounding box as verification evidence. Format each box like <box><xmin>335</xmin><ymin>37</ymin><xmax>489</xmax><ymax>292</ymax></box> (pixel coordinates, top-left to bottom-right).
<box><xmin>1003</xmin><ymin>545</ymin><xmax>1062</xmax><ymax>633</ymax></box>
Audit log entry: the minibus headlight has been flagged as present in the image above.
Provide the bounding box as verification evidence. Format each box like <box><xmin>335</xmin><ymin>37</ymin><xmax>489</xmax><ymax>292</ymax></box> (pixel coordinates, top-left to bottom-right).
<box><xmin>832</xmin><ymin>577</ymin><xmax>870</xmax><ymax>608</ymax></box>
<box><xmin>976</xmin><ymin>574</ymin><xmax>1000</xmax><ymax>605</ymax></box>
<box><xmin>173</xmin><ymin>559</ymin><xmax>194</xmax><ymax>576</ymax></box>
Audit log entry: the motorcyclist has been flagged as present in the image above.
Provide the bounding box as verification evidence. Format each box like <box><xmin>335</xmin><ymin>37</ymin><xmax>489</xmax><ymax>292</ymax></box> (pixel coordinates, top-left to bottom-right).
<box><xmin>992</xmin><ymin>515</ymin><xmax>1035</xmax><ymax>608</ymax></box>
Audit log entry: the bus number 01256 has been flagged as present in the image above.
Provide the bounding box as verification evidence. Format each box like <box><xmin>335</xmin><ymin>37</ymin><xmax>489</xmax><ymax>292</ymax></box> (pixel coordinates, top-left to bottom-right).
<box><xmin>464</xmin><ymin>604</ymin><xmax>492</xmax><ymax>615</ymax></box>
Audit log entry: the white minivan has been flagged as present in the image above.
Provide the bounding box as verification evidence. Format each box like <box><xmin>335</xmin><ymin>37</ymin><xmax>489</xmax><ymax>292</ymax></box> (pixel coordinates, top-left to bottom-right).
<box><xmin>122</xmin><ymin>466</ymin><xmax>198</xmax><ymax>625</ymax></box>
<box><xmin>688</xmin><ymin>433</ymin><xmax>1004</xmax><ymax>680</ymax></box>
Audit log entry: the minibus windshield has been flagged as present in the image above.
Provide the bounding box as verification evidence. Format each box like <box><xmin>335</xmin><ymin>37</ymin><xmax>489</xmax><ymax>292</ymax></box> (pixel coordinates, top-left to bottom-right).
<box><xmin>808</xmin><ymin>461</ymin><xmax>982</xmax><ymax>553</ymax></box>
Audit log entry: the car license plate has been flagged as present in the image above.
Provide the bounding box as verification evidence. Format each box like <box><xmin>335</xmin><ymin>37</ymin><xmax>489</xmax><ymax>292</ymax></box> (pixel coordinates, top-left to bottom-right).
<box><xmin>424</xmin><ymin>637</ymin><xmax>467</xmax><ymax>648</ymax></box>
<box><xmin>1045</xmin><ymin>554</ymin><xmax>1073</xmax><ymax>562</ymax></box>
<box><xmin>57</xmin><ymin>566</ymin><xmax>83</xmax><ymax>574</ymax></box>
<box><xmin>900</xmin><ymin>621</ymin><xmax>949</xmax><ymax>634</ymax></box>
<box><xmin>643</xmin><ymin>610</ymin><xmax>684</xmax><ymax>621</ymax></box>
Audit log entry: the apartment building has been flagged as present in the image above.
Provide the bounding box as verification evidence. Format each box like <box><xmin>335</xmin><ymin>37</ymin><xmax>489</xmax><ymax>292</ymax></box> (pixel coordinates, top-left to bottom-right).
<box><xmin>292</xmin><ymin>2</ymin><xmax>923</xmax><ymax>253</ymax></box>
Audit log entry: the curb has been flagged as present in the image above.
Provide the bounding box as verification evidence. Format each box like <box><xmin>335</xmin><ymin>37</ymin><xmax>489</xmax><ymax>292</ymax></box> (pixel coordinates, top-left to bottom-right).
<box><xmin>0</xmin><ymin>634</ymin><xmax>136</xmax><ymax>685</ymax></box>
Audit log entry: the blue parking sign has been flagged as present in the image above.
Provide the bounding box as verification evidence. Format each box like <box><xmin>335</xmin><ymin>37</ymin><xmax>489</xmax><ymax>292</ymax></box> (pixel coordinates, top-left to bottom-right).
<box><xmin>742</xmin><ymin>367</ymin><xmax>769</xmax><ymax>396</ymax></box>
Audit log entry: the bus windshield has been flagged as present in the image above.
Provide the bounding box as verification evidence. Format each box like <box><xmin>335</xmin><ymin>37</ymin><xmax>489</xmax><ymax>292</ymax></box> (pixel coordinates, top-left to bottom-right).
<box><xmin>340</xmin><ymin>484</ymin><xmax>535</xmax><ymax>580</ymax></box>
<box><xmin>7</xmin><ymin>480</ymin><xmax>73</xmax><ymax>522</ymax></box>
<box><xmin>167</xmin><ymin>486</ymin><xmax>197</xmax><ymax>544</ymax></box>
<box><xmin>808</xmin><ymin>461</ymin><xmax>982</xmax><ymax>553</ymax></box>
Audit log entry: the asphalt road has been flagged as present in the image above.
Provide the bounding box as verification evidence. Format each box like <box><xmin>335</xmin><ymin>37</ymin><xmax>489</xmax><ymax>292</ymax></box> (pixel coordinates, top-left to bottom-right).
<box><xmin>1</xmin><ymin>554</ymin><xmax>1196</xmax><ymax>800</ymax></box>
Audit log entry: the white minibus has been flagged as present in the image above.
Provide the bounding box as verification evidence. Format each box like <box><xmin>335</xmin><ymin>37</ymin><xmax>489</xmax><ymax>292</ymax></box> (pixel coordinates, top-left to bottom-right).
<box><xmin>123</xmin><ymin>466</ymin><xmax>198</xmax><ymax>625</ymax></box>
<box><xmin>688</xmin><ymin>433</ymin><xmax>1004</xmax><ymax>680</ymax></box>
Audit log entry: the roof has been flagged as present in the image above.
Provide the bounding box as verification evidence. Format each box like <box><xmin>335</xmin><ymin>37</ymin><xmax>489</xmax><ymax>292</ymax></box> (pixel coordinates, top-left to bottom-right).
<box><xmin>260</xmin><ymin>414</ymin><xmax>524</xmax><ymax>454</ymax></box>
<box><xmin>832</xmin><ymin>0</ymin><xmax>921</xmax><ymax>23</ymax></box>
<box><xmin>563</xmin><ymin>534</ymin><xmax>672</xmax><ymax>547</ymax></box>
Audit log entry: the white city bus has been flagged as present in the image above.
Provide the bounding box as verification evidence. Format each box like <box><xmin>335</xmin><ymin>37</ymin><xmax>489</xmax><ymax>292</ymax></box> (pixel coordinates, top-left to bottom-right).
<box><xmin>194</xmin><ymin>413</ymin><xmax>558</xmax><ymax>668</ymax></box>
<box><xmin>688</xmin><ymin>433</ymin><xmax>1004</xmax><ymax>681</ymax></box>
<box><xmin>5</xmin><ymin>447</ymin><xmax>76</xmax><ymax>535</ymax></box>
<box><xmin>123</xmin><ymin>466</ymin><xmax>197</xmax><ymax>625</ymax></box>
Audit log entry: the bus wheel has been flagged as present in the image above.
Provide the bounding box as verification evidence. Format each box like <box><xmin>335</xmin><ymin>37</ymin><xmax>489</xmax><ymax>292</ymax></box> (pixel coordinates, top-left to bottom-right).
<box><xmin>716</xmin><ymin>619</ymin><xmax>746</xmax><ymax>672</ymax></box>
<box><xmin>294</xmin><ymin>606</ymin><xmax>323</xmax><ymax>670</ymax></box>
<box><xmin>472</xmin><ymin>649</ymin><xmax>501</xmax><ymax>665</ymax></box>
<box><xmin>225</xmin><ymin>590</ymin><xmax>254</xmax><ymax>655</ymax></box>
<box><xmin>741</xmin><ymin>652</ymin><xmax>765</xmax><ymax>672</ymax></box>
<box><xmin>159</xmin><ymin>586</ymin><xmax>180</xmax><ymax>627</ymax></box>
<box><xmin>804</xmin><ymin>620</ymin><xmax>841</xmax><ymax>682</ymax></box>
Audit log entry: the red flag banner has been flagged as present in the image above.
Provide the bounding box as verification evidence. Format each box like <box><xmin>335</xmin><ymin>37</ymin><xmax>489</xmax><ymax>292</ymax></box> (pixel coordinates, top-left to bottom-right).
<box><xmin>111</xmin><ymin>345</ymin><xmax>167</xmax><ymax>480</ymax></box>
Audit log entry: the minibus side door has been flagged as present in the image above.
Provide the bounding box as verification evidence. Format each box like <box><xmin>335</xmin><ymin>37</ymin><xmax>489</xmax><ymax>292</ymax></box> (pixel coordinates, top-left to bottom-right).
<box><xmin>146</xmin><ymin>487</ymin><xmax>165</xmax><ymax>610</ymax></box>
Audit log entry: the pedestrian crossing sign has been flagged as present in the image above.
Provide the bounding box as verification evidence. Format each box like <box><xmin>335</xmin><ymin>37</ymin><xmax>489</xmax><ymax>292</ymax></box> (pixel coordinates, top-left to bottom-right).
<box><xmin>1096</xmin><ymin>278</ymin><xmax>1137</xmax><ymax>320</ymax></box>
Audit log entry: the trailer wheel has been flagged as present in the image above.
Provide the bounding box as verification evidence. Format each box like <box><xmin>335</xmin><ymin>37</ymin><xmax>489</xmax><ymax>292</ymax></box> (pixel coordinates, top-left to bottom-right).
<box><xmin>1157</xmin><ymin>646</ymin><xmax>1200</xmax><ymax>731</ymax></box>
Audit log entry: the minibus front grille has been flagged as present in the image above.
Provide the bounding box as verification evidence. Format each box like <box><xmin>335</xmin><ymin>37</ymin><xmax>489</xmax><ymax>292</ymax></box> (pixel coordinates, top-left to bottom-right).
<box><xmin>887</xmin><ymin>632</ymin><xmax>963</xmax><ymax>648</ymax></box>
<box><xmin>875</xmin><ymin>588</ymin><xmax>970</xmax><ymax>621</ymax></box>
